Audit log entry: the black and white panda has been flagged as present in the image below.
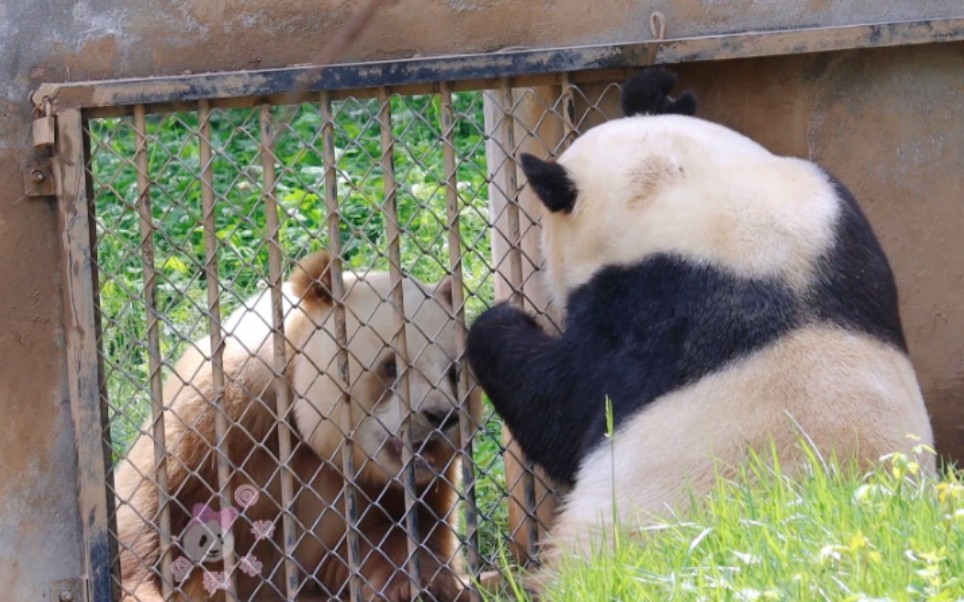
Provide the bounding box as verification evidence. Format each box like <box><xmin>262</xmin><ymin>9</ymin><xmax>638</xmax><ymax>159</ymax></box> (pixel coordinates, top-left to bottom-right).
<box><xmin>467</xmin><ymin>68</ymin><xmax>934</xmax><ymax>574</ymax></box>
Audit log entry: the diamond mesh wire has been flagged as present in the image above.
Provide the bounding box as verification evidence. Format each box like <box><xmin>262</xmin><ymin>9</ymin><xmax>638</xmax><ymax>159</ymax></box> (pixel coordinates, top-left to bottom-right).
<box><xmin>86</xmin><ymin>80</ymin><xmax>621</xmax><ymax>601</ymax></box>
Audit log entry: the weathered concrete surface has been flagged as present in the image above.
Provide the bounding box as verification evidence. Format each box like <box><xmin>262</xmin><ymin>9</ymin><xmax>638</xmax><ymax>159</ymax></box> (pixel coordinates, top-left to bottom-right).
<box><xmin>1</xmin><ymin>0</ymin><xmax>962</xmax><ymax>597</ymax></box>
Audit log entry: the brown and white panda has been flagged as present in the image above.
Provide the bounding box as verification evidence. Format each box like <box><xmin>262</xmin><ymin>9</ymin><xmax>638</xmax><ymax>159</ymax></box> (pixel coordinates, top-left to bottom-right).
<box><xmin>466</xmin><ymin>68</ymin><xmax>934</xmax><ymax>582</ymax></box>
<box><xmin>115</xmin><ymin>250</ymin><xmax>478</xmax><ymax>601</ymax></box>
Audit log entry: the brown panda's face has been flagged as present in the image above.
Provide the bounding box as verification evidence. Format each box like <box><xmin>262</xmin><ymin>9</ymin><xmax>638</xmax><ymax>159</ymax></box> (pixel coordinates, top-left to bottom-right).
<box><xmin>291</xmin><ymin>272</ymin><xmax>466</xmax><ymax>486</ymax></box>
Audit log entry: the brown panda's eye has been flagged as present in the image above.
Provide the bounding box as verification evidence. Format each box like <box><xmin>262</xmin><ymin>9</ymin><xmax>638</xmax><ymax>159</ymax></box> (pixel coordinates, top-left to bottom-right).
<box><xmin>447</xmin><ymin>366</ymin><xmax>458</xmax><ymax>390</ymax></box>
<box><xmin>381</xmin><ymin>356</ymin><xmax>397</xmax><ymax>380</ymax></box>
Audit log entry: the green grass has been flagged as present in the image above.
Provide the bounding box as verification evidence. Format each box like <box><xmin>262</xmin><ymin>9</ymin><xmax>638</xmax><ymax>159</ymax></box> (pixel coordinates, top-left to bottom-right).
<box><xmin>88</xmin><ymin>93</ymin><xmax>512</xmax><ymax>564</ymax></box>
<box><xmin>492</xmin><ymin>445</ymin><xmax>964</xmax><ymax>601</ymax></box>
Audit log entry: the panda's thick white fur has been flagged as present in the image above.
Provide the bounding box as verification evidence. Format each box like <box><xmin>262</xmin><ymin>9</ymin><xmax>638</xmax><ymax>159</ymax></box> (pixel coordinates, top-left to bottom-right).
<box><xmin>552</xmin><ymin>326</ymin><xmax>930</xmax><ymax>565</ymax></box>
<box><xmin>115</xmin><ymin>250</ymin><xmax>474</xmax><ymax>602</ymax></box>
<box><xmin>225</xmin><ymin>264</ymin><xmax>464</xmax><ymax>487</ymax></box>
<box><xmin>287</xmin><ymin>269</ymin><xmax>466</xmax><ymax>487</ymax></box>
<box><xmin>542</xmin><ymin>115</ymin><xmax>840</xmax><ymax>299</ymax></box>
<box><xmin>465</xmin><ymin>68</ymin><xmax>934</xmax><ymax>587</ymax></box>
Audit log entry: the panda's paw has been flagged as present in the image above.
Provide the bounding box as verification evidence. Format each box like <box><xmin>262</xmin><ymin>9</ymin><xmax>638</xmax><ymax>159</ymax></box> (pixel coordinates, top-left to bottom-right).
<box><xmin>621</xmin><ymin>67</ymin><xmax>697</xmax><ymax>117</ymax></box>
<box><xmin>467</xmin><ymin>303</ymin><xmax>541</xmax><ymax>373</ymax></box>
<box><xmin>469</xmin><ymin>303</ymin><xmax>539</xmax><ymax>340</ymax></box>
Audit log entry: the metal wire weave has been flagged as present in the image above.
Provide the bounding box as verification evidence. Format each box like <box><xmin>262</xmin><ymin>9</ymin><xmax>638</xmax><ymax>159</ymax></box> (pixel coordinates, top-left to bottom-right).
<box><xmin>88</xmin><ymin>79</ymin><xmax>621</xmax><ymax>601</ymax></box>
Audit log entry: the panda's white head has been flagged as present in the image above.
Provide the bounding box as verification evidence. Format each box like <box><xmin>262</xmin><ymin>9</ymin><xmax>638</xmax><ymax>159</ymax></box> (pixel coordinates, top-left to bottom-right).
<box><xmin>286</xmin><ymin>251</ymin><xmax>466</xmax><ymax>487</ymax></box>
<box><xmin>521</xmin><ymin>72</ymin><xmax>842</xmax><ymax>304</ymax></box>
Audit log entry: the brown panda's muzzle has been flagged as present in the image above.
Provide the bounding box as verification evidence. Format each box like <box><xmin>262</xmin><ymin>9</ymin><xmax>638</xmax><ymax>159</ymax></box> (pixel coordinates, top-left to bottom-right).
<box><xmin>386</xmin><ymin>407</ymin><xmax>461</xmax><ymax>472</ymax></box>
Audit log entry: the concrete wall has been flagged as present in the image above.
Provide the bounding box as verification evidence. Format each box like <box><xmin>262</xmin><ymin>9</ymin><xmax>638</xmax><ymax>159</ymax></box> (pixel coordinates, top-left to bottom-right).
<box><xmin>1</xmin><ymin>0</ymin><xmax>961</xmax><ymax>597</ymax></box>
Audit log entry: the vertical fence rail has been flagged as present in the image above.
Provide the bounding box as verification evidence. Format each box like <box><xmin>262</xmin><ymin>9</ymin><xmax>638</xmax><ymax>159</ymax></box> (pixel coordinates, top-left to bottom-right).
<box><xmin>132</xmin><ymin>104</ymin><xmax>176</xmax><ymax>597</ymax></box>
<box><xmin>259</xmin><ymin>103</ymin><xmax>301</xmax><ymax>599</ymax></box>
<box><xmin>82</xmin><ymin>113</ymin><xmax>122</xmax><ymax>599</ymax></box>
<box><xmin>496</xmin><ymin>87</ymin><xmax>525</xmax><ymax>308</ymax></box>
<box><xmin>378</xmin><ymin>87</ymin><xmax>423</xmax><ymax>598</ymax></box>
<box><xmin>320</xmin><ymin>90</ymin><xmax>364</xmax><ymax>602</ymax></box>
<box><xmin>57</xmin><ymin>107</ymin><xmax>116</xmax><ymax>602</ymax></box>
<box><xmin>497</xmin><ymin>79</ymin><xmax>541</xmax><ymax>565</ymax></box>
<box><xmin>198</xmin><ymin>99</ymin><xmax>239</xmax><ymax>599</ymax></box>
<box><xmin>439</xmin><ymin>83</ymin><xmax>482</xmax><ymax>598</ymax></box>
<box><xmin>560</xmin><ymin>73</ymin><xmax>577</xmax><ymax>152</ymax></box>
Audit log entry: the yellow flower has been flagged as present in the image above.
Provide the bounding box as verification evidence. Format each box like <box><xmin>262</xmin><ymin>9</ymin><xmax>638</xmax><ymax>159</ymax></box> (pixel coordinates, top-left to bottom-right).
<box><xmin>847</xmin><ymin>532</ymin><xmax>869</xmax><ymax>553</ymax></box>
<box><xmin>935</xmin><ymin>482</ymin><xmax>964</xmax><ymax>504</ymax></box>
<box><xmin>916</xmin><ymin>548</ymin><xmax>945</xmax><ymax>564</ymax></box>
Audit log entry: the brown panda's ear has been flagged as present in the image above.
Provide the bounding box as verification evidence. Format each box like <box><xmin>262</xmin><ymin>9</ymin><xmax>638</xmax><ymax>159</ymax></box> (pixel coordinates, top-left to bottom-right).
<box><xmin>435</xmin><ymin>276</ymin><xmax>455</xmax><ymax>309</ymax></box>
<box><xmin>290</xmin><ymin>250</ymin><xmax>333</xmax><ymax>304</ymax></box>
<box><xmin>519</xmin><ymin>153</ymin><xmax>577</xmax><ymax>214</ymax></box>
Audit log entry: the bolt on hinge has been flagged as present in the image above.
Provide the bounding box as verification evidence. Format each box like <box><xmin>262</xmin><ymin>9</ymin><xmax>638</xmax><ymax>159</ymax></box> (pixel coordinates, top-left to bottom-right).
<box><xmin>49</xmin><ymin>577</ymin><xmax>86</xmax><ymax>602</ymax></box>
<box><xmin>22</xmin><ymin>158</ymin><xmax>56</xmax><ymax>198</ymax></box>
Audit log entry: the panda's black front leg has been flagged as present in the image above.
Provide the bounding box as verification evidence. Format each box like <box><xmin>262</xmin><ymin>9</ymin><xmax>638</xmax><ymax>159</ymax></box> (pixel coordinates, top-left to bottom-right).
<box><xmin>466</xmin><ymin>303</ymin><xmax>547</xmax><ymax>412</ymax></box>
<box><xmin>467</xmin><ymin>303</ymin><xmax>586</xmax><ymax>486</ymax></box>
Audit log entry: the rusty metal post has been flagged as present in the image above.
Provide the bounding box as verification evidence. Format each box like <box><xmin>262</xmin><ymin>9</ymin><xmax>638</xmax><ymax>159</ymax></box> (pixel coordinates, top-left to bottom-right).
<box><xmin>259</xmin><ymin>103</ymin><xmax>301</xmax><ymax>599</ymax></box>
<box><xmin>378</xmin><ymin>87</ymin><xmax>423</xmax><ymax>599</ymax></box>
<box><xmin>484</xmin><ymin>82</ymin><xmax>566</xmax><ymax>564</ymax></box>
<box><xmin>439</xmin><ymin>82</ymin><xmax>482</xmax><ymax>601</ymax></box>
<box><xmin>494</xmin><ymin>80</ymin><xmax>540</xmax><ymax>565</ymax></box>
<box><xmin>132</xmin><ymin>104</ymin><xmax>176</xmax><ymax>598</ymax></box>
<box><xmin>55</xmin><ymin>107</ymin><xmax>117</xmax><ymax>602</ymax></box>
<box><xmin>320</xmin><ymin>90</ymin><xmax>364</xmax><ymax>602</ymax></box>
<box><xmin>198</xmin><ymin>99</ymin><xmax>240</xmax><ymax>599</ymax></box>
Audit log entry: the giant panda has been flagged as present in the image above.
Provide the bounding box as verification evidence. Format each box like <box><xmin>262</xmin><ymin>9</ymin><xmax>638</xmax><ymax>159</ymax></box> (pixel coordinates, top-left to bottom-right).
<box><xmin>115</xmin><ymin>250</ymin><xmax>477</xmax><ymax>602</ymax></box>
<box><xmin>466</xmin><ymin>68</ymin><xmax>934</xmax><ymax>579</ymax></box>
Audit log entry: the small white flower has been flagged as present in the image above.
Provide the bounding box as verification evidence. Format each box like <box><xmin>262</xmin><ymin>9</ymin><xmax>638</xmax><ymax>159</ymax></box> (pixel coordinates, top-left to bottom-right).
<box><xmin>853</xmin><ymin>484</ymin><xmax>890</xmax><ymax>504</ymax></box>
<box><xmin>733</xmin><ymin>551</ymin><xmax>761</xmax><ymax>565</ymax></box>
<box><xmin>817</xmin><ymin>544</ymin><xmax>843</xmax><ymax>565</ymax></box>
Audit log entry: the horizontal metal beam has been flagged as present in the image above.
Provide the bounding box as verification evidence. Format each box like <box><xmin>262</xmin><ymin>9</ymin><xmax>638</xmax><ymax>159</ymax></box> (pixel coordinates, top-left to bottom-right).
<box><xmin>34</xmin><ymin>17</ymin><xmax>964</xmax><ymax>113</ymax></box>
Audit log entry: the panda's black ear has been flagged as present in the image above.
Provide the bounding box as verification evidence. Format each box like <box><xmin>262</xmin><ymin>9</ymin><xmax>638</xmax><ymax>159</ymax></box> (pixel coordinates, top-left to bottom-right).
<box><xmin>291</xmin><ymin>249</ymin><xmax>333</xmax><ymax>304</ymax></box>
<box><xmin>621</xmin><ymin>67</ymin><xmax>697</xmax><ymax>117</ymax></box>
<box><xmin>519</xmin><ymin>153</ymin><xmax>577</xmax><ymax>214</ymax></box>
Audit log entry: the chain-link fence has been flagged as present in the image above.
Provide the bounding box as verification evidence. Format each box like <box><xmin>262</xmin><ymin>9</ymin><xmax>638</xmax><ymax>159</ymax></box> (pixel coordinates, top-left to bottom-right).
<box><xmin>87</xmin><ymin>79</ymin><xmax>623</xmax><ymax>601</ymax></box>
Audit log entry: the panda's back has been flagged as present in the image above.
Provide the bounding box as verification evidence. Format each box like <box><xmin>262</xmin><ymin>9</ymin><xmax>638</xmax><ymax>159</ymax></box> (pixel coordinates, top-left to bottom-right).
<box><xmin>566</xmin><ymin>160</ymin><xmax>917</xmax><ymax>464</ymax></box>
<box><xmin>556</xmin><ymin>175</ymin><xmax>934</xmax><ymax>538</ymax></box>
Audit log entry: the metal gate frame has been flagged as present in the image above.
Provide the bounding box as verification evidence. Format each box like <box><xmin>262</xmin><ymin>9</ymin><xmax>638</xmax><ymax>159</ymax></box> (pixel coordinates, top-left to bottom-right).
<box><xmin>24</xmin><ymin>13</ymin><xmax>964</xmax><ymax>602</ymax></box>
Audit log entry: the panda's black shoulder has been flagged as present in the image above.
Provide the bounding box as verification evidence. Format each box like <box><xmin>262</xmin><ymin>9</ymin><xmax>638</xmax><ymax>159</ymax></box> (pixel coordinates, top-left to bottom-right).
<box><xmin>808</xmin><ymin>173</ymin><xmax>908</xmax><ymax>351</ymax></box>
<box><xmin>563</xmin><ymin>254</ymin><xmax>802</xmax><ymax>458</ymax></box>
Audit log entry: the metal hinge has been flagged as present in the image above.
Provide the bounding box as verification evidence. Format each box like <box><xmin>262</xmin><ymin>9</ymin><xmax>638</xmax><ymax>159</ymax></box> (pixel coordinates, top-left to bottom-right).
<box><xmin>49</xmin><ymin>577</ymin><xmax>87</xmax><ymax>602</ymax></box>
<box><xmin>22</xmin><ymin>157</ymin><xmax>55</xmax><ymax>198</ymax></box>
